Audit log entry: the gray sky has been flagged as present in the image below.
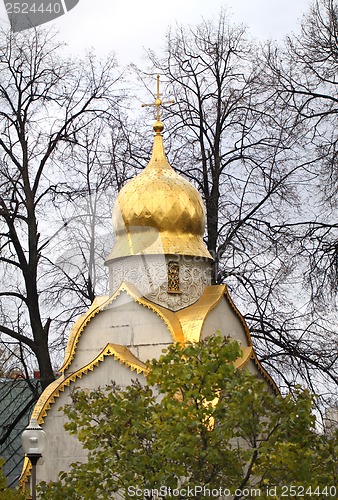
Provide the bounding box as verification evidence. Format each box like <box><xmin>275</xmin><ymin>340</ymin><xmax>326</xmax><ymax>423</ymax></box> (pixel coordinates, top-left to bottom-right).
<box><xmin>0</xmin><ymin>0</ymin><xmax>312</xmax><ymax>64</ymax></box>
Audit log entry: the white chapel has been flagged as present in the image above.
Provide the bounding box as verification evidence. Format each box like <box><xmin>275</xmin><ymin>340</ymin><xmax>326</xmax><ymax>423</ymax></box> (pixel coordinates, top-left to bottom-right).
<box><xmin>21</xmin><ymin>78</ymin><xmax>277</xmax><ymax>488</ymax></box>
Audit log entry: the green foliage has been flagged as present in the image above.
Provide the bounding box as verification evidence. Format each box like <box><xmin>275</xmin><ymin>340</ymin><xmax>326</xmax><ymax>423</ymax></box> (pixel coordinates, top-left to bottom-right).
<box><xmin>38</xmin><ymin>336</ymin><xmax>338</xmax><ymax>499</ymax></box>
<box><xmin>0</xmin><ymin>458</ymin><xmax>26</xmax><ymax>500</ymax></box>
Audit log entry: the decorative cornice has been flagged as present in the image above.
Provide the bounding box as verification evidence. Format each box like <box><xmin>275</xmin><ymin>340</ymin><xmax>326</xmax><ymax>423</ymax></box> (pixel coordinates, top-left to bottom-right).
<box><xmin>222</xmin><ymin>286</ymin><xmax>279</xmax><ymax>395</ymax></box>
<box><xmin>60</xmin><ymin>282</ymin><xmax>184</xmax><ymax>373</ymax></box>
<box><xmin>250</xmin><ymin>350</ymin><xmax>280</xmax><ymax>395</ymax></box>
<box><xmin>223</xmin><ymin>284</ymin><xmax>253</xmax><ymax>347</ymax></box>
<box><xmin>233</xmin><ymin>346</ymin><xmax>253</xmax><ymax>369</ymax></box>
<box><xmin>34</xmin><ymin>343</ymin><xmax>147</xmax><ymax>424</ymax></box>
<box><xmin>176</xmin><ymin>285</ymin><xmax>225</xmax><ymax>343</ymax></box>
<box><xmin>176</xmin><ymin>284</ymin><xmax>278</xmax><ymax>394</ymax></box>
<box><xmin>60</xmin><ymin>296</ymin><xmax>109</xmax><ymax>372</ymax></box>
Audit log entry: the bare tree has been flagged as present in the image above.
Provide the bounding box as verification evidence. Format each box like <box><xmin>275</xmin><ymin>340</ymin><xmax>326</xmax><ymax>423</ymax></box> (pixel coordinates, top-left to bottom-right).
<box><xmin>39</xmin><ymin>114</ymin><xmax>145</xmax><ymax>364</ymax></box>
<box><xmin>0</xmin><ymin>26</ymin><xmax>124</xmax><ymax>390</ymax></box>
<box><xmin>143</xmin><ymin>10</ymin><xmax>337</xmax><ymax>404</ymax></box>
<box><xmin>146</xmin><ymin>13</ymin><xmax>303</xmax><ymax>277</ymax></box>
<box><xmin>262</xmin><ymin>0</ymin><xmax>338</xmax><ymax>308</ymax></box>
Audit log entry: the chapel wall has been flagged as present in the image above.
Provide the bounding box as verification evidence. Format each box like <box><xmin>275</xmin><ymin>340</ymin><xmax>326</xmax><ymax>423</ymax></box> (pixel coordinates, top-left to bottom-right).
<box><xmin>36</xmin><ymin>358</ymin><xmax>146</xmax><ymax>485</ymax></box>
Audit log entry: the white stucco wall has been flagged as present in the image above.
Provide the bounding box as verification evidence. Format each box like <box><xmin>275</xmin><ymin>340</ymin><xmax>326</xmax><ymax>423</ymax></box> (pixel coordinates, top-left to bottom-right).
<box><xmin>201</xmin><ymin>295</ymin><xmax>249</xmax><ymax>345</ymax></box>
<box><xmin>31</xmin><ymin>287</ymin><xmax>274</xmax><ymax>489</ymax></box>
<box><xmin>201</xmin><ymin>296</ymin><xmax>262</xmax><ymax>377</ymax></box>
<box><xmin>37</xmin><ymin>357</ymin><xmax>147</xmax><ymax>485</ymax></box>
<box><xmin>67</xmin><ymin>292</ymin><xmax>175</xmax><ymax>373</ymax></box>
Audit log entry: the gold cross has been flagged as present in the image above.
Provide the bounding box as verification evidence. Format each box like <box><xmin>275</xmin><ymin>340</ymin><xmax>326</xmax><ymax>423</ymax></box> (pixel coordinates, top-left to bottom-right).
<box><xmin>141</xmin><ymin>75</ymin><xmax>174</xmax><ymax>121</ymax></box>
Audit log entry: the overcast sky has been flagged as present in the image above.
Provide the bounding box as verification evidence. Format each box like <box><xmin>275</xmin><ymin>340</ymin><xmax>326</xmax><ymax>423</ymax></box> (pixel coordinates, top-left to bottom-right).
<box><xmin>0</xmin><ymin>0</ymin><xmax>313</xmax><ymax>64</ymax></box>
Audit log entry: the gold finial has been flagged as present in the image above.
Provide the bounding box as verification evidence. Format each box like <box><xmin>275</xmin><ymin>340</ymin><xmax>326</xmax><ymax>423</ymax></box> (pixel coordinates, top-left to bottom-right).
<box><xmin>141</xmin><ymin>75</ymin><xmax>174</xmax><ymax>130</ymax></box>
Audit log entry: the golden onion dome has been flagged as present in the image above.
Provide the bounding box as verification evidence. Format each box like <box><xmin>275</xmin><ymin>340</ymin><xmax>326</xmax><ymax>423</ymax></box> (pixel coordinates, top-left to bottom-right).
<box><xmin>105</xmin><ymin>120</ymin><xmax>212</xmax><ymax>263</ymax></box>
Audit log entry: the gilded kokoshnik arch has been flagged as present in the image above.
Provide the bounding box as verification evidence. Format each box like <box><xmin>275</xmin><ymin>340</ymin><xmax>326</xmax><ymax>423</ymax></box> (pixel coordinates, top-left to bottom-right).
<box><xmin>21</xmin><ymin>76</ymin><xmax>278</xmax><ymax>489</ymax></box>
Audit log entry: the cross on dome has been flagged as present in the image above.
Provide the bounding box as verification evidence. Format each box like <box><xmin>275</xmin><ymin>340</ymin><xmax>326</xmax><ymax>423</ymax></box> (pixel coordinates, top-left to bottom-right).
<box><xmin>105</xmin><ymin>73</ymin><xmax>212</xmax><ymax>263</ymax></box>
<box><xmin>141</xmin><ymin>75</ymin><xmax>175</xmax><ymax>124</ymax></box>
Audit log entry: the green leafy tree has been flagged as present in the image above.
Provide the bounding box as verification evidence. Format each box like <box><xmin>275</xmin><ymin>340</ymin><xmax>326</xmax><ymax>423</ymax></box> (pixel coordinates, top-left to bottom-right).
<box><xmin>38</xmin><ymin>336</ymin><xmax>337</xmax><ymax>499</ymax></box>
